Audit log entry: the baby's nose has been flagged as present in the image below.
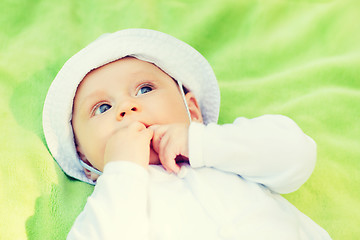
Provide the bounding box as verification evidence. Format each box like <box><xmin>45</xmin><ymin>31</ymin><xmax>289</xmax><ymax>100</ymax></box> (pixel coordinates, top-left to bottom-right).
<box><xmin>116</xmin><ymin>101</ymin><xmax>141</xmax><ymax>121</ymax></box>
<box><xmin>119</xmin><ymin>107</ymin><xmax>137</xmax><ymax>117</ymax></box>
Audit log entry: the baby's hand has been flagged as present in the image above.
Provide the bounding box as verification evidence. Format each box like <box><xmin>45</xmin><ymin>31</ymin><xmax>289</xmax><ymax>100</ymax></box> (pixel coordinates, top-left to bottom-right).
<box><xmin>104</xmin><ymin>121</ymin><xmax>153</xmax><ymax>169</ymax></box>
<box><xmin>150</xmin><ymin>124</ymin><xmax>189</xmax><ymax>173</ymax></box>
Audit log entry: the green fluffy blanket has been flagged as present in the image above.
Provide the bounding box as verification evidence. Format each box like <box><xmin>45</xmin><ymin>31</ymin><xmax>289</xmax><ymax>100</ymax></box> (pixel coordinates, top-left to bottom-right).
<box><xmin>1</xmin><ymin>0</ymin><xmax>359</xmax><ymax>239</ymax></box>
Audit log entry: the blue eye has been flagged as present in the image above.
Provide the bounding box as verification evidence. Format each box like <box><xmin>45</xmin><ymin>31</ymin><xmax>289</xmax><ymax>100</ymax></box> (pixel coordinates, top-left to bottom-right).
<box><xmin>94</xmin><ymin>103</ymin><xmax>111</xmax><ymax>115</ymax></box>
<box><xmin>136</xmin><ymin>85</ymin><xmax>153</xmax><ymax>96</ymax></box>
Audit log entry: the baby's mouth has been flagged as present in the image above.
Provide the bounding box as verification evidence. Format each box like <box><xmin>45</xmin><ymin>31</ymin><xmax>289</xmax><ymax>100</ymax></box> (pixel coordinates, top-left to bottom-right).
<box><xmin>141</xmin><ymin>121</ymin><xmax>151</xmax><ymax>128</ymax></box>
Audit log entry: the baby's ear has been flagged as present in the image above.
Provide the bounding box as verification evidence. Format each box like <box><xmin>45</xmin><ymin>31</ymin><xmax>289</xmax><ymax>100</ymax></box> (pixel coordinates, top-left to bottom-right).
<box><xmin>185</xmin><ymin>92</ymin><xmax>203</xmax><ymax>123</ymax></box>
<box><xmin>76</xmin><ymin>146</ymin><xmax>99</xmax><ymax>181</ymax></box>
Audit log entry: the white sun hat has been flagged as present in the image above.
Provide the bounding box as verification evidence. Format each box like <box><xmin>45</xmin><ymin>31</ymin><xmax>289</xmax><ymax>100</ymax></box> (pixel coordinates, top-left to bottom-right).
<box><xmin>42</xmin><ymin>28</ymin><xmax>220</xmax><ymax>184</ymax></box>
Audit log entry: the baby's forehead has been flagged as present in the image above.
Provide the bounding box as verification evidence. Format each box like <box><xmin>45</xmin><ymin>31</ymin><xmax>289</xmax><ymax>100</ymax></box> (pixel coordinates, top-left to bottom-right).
<box><xmin>74</xmin><ymin>57</ymin><xmax>177</xmax><ymax>99</ymax></box>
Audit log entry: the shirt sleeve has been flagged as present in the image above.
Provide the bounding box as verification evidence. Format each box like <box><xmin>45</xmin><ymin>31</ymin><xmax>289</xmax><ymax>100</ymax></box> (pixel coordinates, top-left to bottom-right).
<box><xmin>188</xmin><ymin>114</ymin><xmax>317</xmax><ymax>194</ymax></box>
<box><xmin>67</xmin><ymin>161</ymin><xmax>150</xmax><ymax>240</ymax></box>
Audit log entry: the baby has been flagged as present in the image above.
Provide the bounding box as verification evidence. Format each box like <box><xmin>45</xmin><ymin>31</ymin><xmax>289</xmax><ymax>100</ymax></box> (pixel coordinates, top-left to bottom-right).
<box><xmin>43</xmin><ymin>29</ymin><xmax>331</xmax><ymax>239</ymax></box>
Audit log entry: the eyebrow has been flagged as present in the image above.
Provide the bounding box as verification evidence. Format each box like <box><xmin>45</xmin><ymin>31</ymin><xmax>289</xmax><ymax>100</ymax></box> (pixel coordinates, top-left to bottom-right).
<box><xmin>76</xmin><ymin>90</ymin><xmax>107</xmax><ymax>115</ymax></box>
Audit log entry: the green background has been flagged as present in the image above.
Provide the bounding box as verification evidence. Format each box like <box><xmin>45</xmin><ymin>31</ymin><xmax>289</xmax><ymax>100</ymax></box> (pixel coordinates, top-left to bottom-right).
<box><xmin>1</xmin><ymin>0</ymin><xmax>359</xmax><ymax>239</ymax></box>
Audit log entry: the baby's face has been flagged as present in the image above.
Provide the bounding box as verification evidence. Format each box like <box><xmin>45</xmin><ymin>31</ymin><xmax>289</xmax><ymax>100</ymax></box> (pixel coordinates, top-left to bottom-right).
<box><xmin>72</xmin><ymin>57</ymin><xmax>198</xmax><ymax>173</ymax></box>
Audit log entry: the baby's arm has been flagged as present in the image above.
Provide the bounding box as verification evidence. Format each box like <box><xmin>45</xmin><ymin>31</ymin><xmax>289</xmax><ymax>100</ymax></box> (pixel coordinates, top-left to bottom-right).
<box><xmin>189</xmin><ymin>115</ymin><xmax>317</xmax><ymax>194</ymax></box>
<box><xmin>67</xmin><ymin>162</ymin><xmax>150</xmax><ymax>240</ymax></box>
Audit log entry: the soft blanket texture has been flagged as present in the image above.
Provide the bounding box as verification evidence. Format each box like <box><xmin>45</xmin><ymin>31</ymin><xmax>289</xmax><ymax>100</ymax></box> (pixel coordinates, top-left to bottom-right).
<box><xmin>1</xmin><ymin>0</ymin><xmax>359</xmax><ymax>239</ymax></box>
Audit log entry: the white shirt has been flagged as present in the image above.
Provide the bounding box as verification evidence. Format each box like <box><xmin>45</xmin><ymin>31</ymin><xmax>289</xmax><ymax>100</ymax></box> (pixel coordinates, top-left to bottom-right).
<box><xmin>67</xmin><ymin>115</ymin><xmax>331</xmax><ymax>239</ymax></box>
